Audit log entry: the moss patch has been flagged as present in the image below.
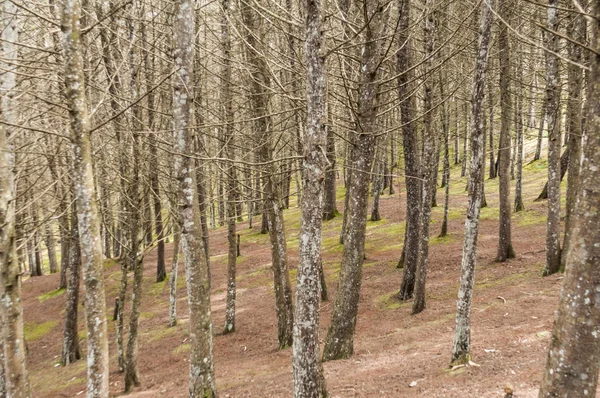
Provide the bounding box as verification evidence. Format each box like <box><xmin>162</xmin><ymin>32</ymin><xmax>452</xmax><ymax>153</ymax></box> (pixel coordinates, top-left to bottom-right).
<box><xmin>24</xmin><ymin>321</ymin><xmax>57</xmax><ymax>341</ymax></box>
<box><xmin>148</xmin><ymin>325</ymin><xmax>180</xmax><ymax>342</ymax></box>
<box><xmin>514</xmin><ymin>209</ymin><xmax>546</xmax><ymax>226</ymax></box>
<box><xmin>173</xmin><ymin>343</ymin><xmax>190</xmax><ymax>354</ymax></box>
<box><xmin>37</xmin><ymin>288</ymin><xmax>65</xmax><ymax>303</ymax></box>
<box><xmin>103</xmin><ymin>258</ymin><xmax>119</xmax><ymax>269</ymax></box>
<box><xmin>375</xmin><ymin>292</ymin><xmax>408</xmax><ymax>310</ymax></box>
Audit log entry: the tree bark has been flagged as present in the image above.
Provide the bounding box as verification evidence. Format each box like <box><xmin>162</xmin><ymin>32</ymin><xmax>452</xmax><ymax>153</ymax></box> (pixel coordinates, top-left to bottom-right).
<box><xmin>62</xmin><ymin>202</ymin><xmax>81</xmax><ymax>366</ymax></box>
<box><xmin>561</xmin><ymin>0</ymin><xmax>585</xmax><ymax>270</ymax></box>
<box><xmin>397</xmin><ymin>0</ymin><xmax>421</xmax><ymax>300</ymax></box>
<box><xmin>0</xmin><ymin>2</ymin><xmax>30</xmax><ymax>393</ymax></box>
<box><xmin>172</xmin><ymin>1</ymin><xmax>217</xmax><ymax>394</ymax></box>
<box><xmin>322</xmin><ymin>0</ymin><xmax>388</xmax><ymax>360</ymax></box>
<box><xmin>240</xmin><ymin>0</ymin><xmax>294</xmax><ymax>349</ymax></box>
<box><xmin>411</xmin><ymin>0</ymin><xmax>437</xmax><ymax>315</ymax></box>
<box><xmin>495</xmin><ymin>0</ymin><xmax>515</xmax><ymax>262</ymax></box>
<box><xmin>542</xmin><ymin>0</ymin><xmax>561</xmax><ymax>276</ymax></box>
<box><xmin>538</xmin><ymin>4</ymin><xmax>600</xmax><ymax>392</ymax></box>
<box><xmin>60</xmin><ymin>0</ymin><xmax>110</xmax><ymax>394</ymax></box>
<box><xmin>221</xmin><ymin>0</ymin><xmax>237</xmax><ymax>335</ymax></box>
<box><xmin>292</xmin><ymin>0</ymin><xmax>328</xmax><ymax>393</ymax></box>
<box><xmin>451</xmin><ymin>0</ymin><xmax>493</xmax><ymax>364</ymax></box>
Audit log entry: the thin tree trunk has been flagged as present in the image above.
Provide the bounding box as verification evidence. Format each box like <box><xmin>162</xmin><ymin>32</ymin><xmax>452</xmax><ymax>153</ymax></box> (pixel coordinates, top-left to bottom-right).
<box><xmin>62</xmin><ymin>202</ymin><xmax>81</xmax><ymax>365</ymax></box>
<box><xmin>221</xmin><ymin>0</ymin><xmax>237</xmax><ymax>335</ymax></box>
<box><xmin>488</xmin><ymin>84</ymin><xmax>496</xmax><ymax>179</ymax></box>
<box><xmin>323</xmin><ymin>99</ymin><xmax>338</xmax><ymax>220</ymax></box>
<box><xmin>45</xmin><ymin>222</ymin><xmax>58</xmax><ymax>273</ymax></box>
<box><xmin>543</xmin><ymin>0</ymin><xmax>561</xmax><ymax>276</ymax></box>
<box><xmin>240</xmin><ymin>0</ymin><xmax>294</xmax><ymax>349</ymax></box>
<box><xmin>496</xmin><ymin>0</ymin><xmax>515</xmax><ymax>262</ymax></box>
<box><xmin>397</xmin><ymin>0</ymin><xmax>421</xmax><ymax>300</ymax></box>
<box><xmin>561</xmin><ymin>0</ymin><xmax>585</xmax><ymax>270</ymax></box>
<box><xmin>61</xmin><ymin>0</ymin><xmax>110</xmax><ymax>394</ymax></box>
<box><xmin>172</xmin><ymin>2</ymin><xmax>216</xmax><ymax>394</ymax></box>
<box><xmin>169</xmin><ymin>227</ymin><xmax>180</xmax><ymax>328</ymax></box>
<box><xmin>322</xmin><ymin>0</ymin><xmax>388</xmax><ymax>360</ymax></box>
<box><xmin>514</xmin><ymin>46</ymin><xmax>525</xmax><ymax>213</ymax></box>
<box><xmin>412</xmin><ymin>0</ymin><xmax>436</xmax><ymax>315</ymax></box>
<box><xmin>451</xmin><ymin>0</ymin><xmax>493</xmax><ymax>364</ymax></box>
<box><xmin>0</xmin><ymin>2</ymin><xmax>30</xmax><ymax>393</ymax></box>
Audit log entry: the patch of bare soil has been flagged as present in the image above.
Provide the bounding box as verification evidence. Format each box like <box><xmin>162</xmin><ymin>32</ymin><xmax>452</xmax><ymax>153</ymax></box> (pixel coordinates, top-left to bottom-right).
<box><xmin>23</xmin><ymin>172</ymin><xmax>577</xmax><ymax>397</ymax></box>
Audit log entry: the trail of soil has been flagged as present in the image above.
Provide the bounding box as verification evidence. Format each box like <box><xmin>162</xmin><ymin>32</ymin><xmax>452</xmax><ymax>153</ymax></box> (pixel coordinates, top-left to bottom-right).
<box><xmin>23</xmin><ymin>171</ymin><xmax>574</xmax><ymax>397</ymax></box>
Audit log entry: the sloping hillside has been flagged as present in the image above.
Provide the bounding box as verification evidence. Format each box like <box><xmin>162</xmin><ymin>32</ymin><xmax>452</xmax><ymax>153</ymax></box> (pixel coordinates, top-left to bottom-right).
<box><xmin>24</xmin><ymin>162</ymin><xmax>566</xmax><ymax>397</ymax></box>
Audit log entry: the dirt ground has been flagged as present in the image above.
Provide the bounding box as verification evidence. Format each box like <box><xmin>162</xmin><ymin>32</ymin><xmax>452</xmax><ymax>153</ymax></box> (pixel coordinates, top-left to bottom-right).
<box><xmin>23</xmin><ymin>163</ymin><xmax>575</xmax><ymax>397</ymax></box>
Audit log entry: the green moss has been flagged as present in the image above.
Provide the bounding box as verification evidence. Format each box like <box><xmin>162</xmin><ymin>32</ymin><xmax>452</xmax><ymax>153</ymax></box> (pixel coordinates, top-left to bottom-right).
<box><xmin>149</xmin><ymin>278</ymin><xmax>169</xmax><ymax>297</ymax></box>
<box><xmin>515</xmin><ymin>209</ymin><xmax>546</xmax><ymax>226</ymax></box>
<box><xmin>78</xmin><ymin>329</ymin><xmax>87</xmax><ymax>341</ymax></box>
<box><xmin>524</xmin><ymin>157</ymin><xmax>548</xmax><ymax>172</ymax></box>
<box><xmin>375</xmin><ymin>292</ymin><xmax>409</xmax><ymax>310</ymax></box>
<box><xmin>431</xmin><ymin>234</ymin><xmax>456</xmax><ymax>245</ymax></box>
<box><xmin>140</xmin><ymin>311</ymin><xmax>155</xmax><ymax>320</ymax></box>
<box><xmin>173</xmin><ymin>343</ymin><xmax>190</xmax><ymax>354</ymax></box>
<box><xmin>24</xmin><ymin>320</ymin><xmax>57</xmax><ymax>341</ymax></box>
<box><xmin>480</xmin><ymin>206</ymin><xmax>500</xmax><ymax>220</ymax></box>
<box><xmin>322</xmin><ymin>235</ymin><xmax>344</xmax><ymax>253</ymax></box>
<box><xmin>37</xmin><ymin>288</ymin><xmax>65</xmax><ymax>303</ymax></box>
<box><xmin>148</xmin><ymin>325</ymin><xmax>180</xmax><ymax>342</ymax></box>
<box><xmin>475</xmin><ymin>270</ymin><xmax>536</xmax><ymax>290</ymax></box>
<box><xmin>103</xmin><ymin>258</ymin><xmax>119</xmax><ymax>269</ymax></box>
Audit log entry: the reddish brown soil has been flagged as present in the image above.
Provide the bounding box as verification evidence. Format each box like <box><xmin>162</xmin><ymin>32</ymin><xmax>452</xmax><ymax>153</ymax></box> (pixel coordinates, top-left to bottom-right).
<box><xmin>23</xmin><ymin>170</ymin><xmax>575</xmax><ymax>397</ymax></box>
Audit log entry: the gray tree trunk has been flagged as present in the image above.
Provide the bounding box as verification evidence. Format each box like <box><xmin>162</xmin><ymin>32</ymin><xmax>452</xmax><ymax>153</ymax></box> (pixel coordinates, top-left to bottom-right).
<box><xmin>221</xmin><ymin>0</ymin><xmax>237</xmax><ymax>335</ymax></box>
<box><xmin>543</xmin><ymin>0</ymin><xmax>561</xmax><ymax>276</ymax></box>
<box><xmin>538</xmin><ymin>3</ymin><xmax>600</xmax><ymax>392</ymax></box>
<box><xmin>451</xmin><ymin>0</ymin><xmax>493</xmax><ymax>365</ymax></box>
<box><xmin>496</xmin><ymin>0</ymin><xmax>515</xmax><ymax>262</ymax></box>
<box><xmin>292</xmin><ymin>0</ymin><xmax>328</xmax><ymax>394</ymax></box>
<box><xmin>62</xmin><ymin>202</ymin><xmax>81</xmax><ymax>366</ymax></box>
<box><xmin>60</xmin><ymin>0</ymin><xmax>110</xmax><ymax>394</ymax></box>
<box><xmin>322</xmin><ymin>0</ymin><xmax>388</xmax><ymax>361</ymax></box>
<box><xmin>412</xmin><ymin>0</ymin><xmax>436</xmax><ymax>315</ymax></box>
<box><xmin>172</xmin><ymin>1</ymin><xmax>217</xmax><ymax>394</ymax></box>
<box><xmin>0</xmin><ymin>2</ymin><xmax>30</xmax><ymax>394</ymax></box>
<box><xmin>397</xmin><ymin>0</ymin><xmax>421</xmax><ymax>300</ymax></box>
<box><xmin>561</xmin><ymin>0</ymin><xmax>585</xmax><ymax>270</ymax></box>
<box><xmin>240</xmin><ymin>0</ymin><xmax>294</xmax><ymax>349</ymax></box>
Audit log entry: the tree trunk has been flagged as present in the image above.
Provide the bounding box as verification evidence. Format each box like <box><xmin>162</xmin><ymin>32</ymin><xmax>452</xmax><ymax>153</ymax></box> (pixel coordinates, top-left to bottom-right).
<box><xmin>61</xmin><ymin>0</ymin><xmax>110</xmax><ymax>394</ymax></box>
<box><xmin>539</xmin><ymin>3</ymin><xmax>600</xmax><ymax>391</ymax></box>
<box><xmin>542</xmin><ymin>0</ymin><xmax>561</xmax><ymax>276</ymax></box>
<box><xmin>221</xmin><ymin>0</ymin><xmax>237</xmax><ymax>335</ymax></box>
<box><xmin>451</xmin><ymin>0</ymin><xmax>493</xmax><ymax>364</ymax></box>
<box><xmin>45</xmin><ymin>222</ymin><xmax>58</xmax><ymax>274</ymax></box>
<box><xmin>412</xmin><ymin>0</ymin><xmax>436</xmax><ymax>315</ymax></box>
<box><xmin>292</xmin><ymin>0</ymin><xmax>328</xmax><ymax>393</ymax></box>
<box><xmin>513</xmin><ymin>45</ymin><xmax>525</xmax><ymax>213</ymax></box>
<box><xmin>397</xmin><ymin>0</ymin><xmax>421</xmax><ymax>300</ymax></box>
<box><xmin>322</xmin><ymin>0</ymin><xmax>387</xmax><ymax>361</ymax></box>
<box><xmin>495</xmin><ymin>0</ymin><xmax>515</xmax><ymax>262</ymax></box>
<box><xmin>172</xmin><ymin>1</ymin><xmax>217</xmax><ymax>394</ymax></box>
<box><xmin>370</xmin><ymin>155</ymin><xmax>383</xmax><ymax>222</ymax></box>
<box><xmin>169</xmin><ymin>226</ymin><xmax>180</xmax><ymax>328</ymax></box>
<box><xmin>322</xmin><ymin>103</ymin><xmax>338</xmax><ymax>221</ymax></box>
<box><xmin>488</xmin><ymin>81</ymin><xmax>496</xmax><ymax>179</ymax></box>
<box><xmin>561</xmin><ymin>0</ymin><xmax>585</xmax><ymax>270</ymax></box>
<box><xmin>0</xmin><ymin>2</ymin><xmax>30</xmax><ymax>393</ymax></box>
<box><xmin>240</xmin><ymin>0</ymin><xmax>294</xmax><ymax>349</ymax></box>
<box><xmin>62</xmin><ymin>203</ymin><xmax>81</xmax><ymax>365</ymax></box>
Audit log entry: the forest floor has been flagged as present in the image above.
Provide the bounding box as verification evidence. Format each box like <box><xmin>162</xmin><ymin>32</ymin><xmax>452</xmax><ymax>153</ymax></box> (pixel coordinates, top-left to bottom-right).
<box><xmin>23</xmin><ymin>158</ymin><xmax>576</xmax><ymax>397</ymax></box>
